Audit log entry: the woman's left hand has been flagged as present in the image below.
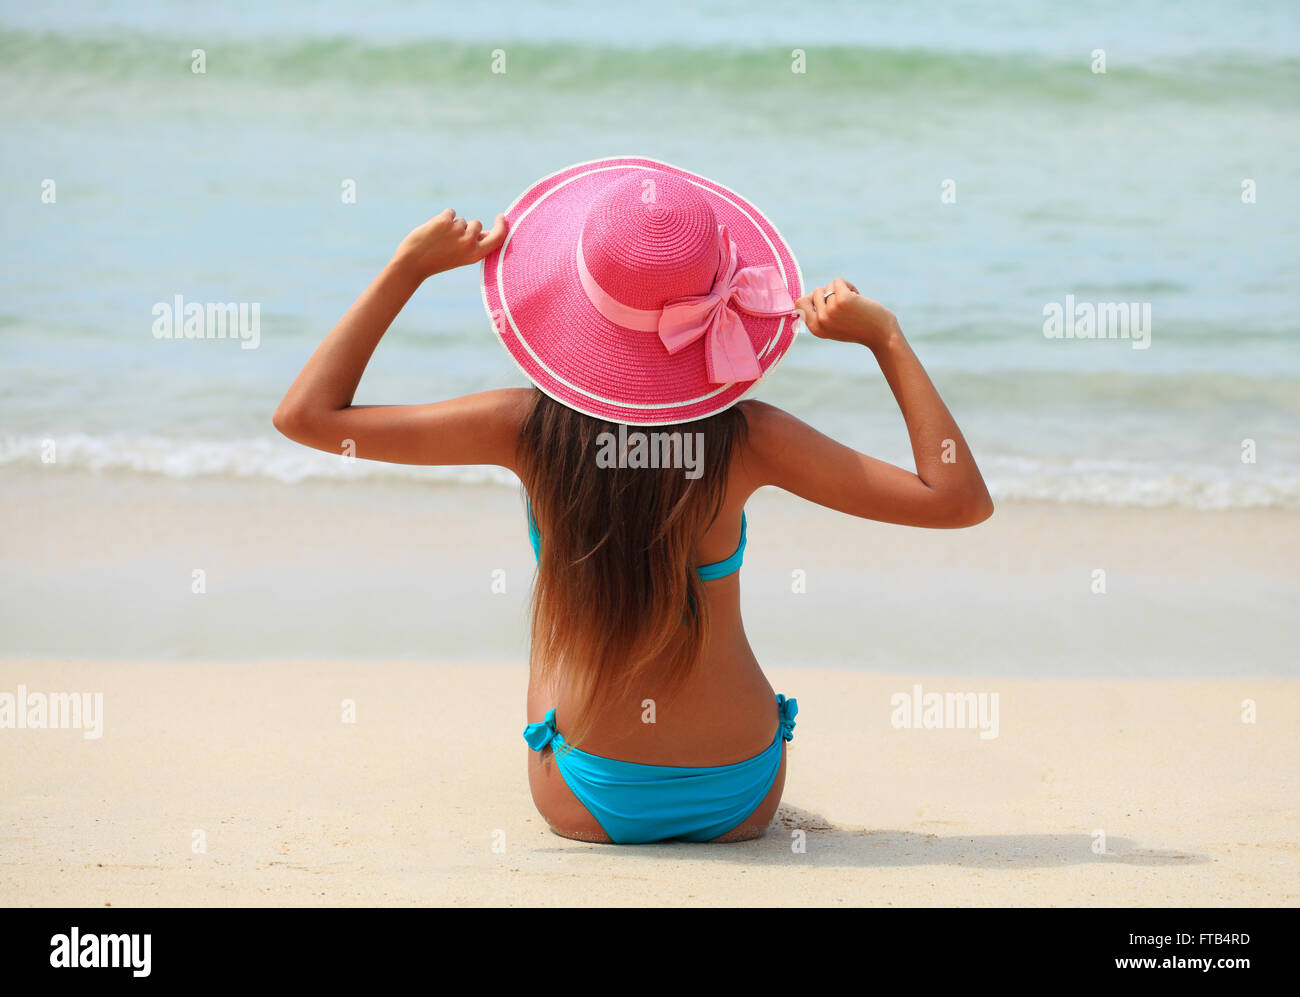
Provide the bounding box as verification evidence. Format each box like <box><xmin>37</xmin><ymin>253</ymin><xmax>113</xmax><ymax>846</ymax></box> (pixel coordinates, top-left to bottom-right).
<box><xmin>391</xmin><ymin>209</ymin><xmax>508</xmax><ymax>282</ymax></box>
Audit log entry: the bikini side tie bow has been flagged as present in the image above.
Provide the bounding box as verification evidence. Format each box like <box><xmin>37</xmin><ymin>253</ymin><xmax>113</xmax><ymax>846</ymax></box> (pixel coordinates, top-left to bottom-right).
<box><xmin>522</xmin><ymin>708</ymin><xmax>559</xmax><ymax>751</ymax></box>
<box><xmin>776</xmin><ymin>694</ymin><xmax>799</xmax><ymax>742</ymax></box>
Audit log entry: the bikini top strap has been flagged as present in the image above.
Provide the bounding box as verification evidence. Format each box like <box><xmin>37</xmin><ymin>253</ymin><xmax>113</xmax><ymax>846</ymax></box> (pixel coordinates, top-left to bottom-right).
<box><xmin>526</xmin><ymin>499</ymin><xmax>542</xmax><ymax>560</ymax></box>
<box><xmin>694</xmin><ymin>510</ymin><xmax>747</xmax><ymax>580</ymax></box>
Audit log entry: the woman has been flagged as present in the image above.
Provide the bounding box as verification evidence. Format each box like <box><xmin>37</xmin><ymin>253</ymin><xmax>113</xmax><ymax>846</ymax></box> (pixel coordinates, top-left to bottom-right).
<box><xmin>274</xmin><ymin>157</ymin><xmax>993</xmax><ymax>845</ymax></box>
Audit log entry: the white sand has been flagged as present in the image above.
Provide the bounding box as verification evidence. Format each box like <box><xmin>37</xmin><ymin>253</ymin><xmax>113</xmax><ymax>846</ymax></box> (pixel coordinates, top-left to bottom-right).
<box><xmin>1</xmin><ymin>659</ymin><xmax>1294</xmax><ymax>906</ymax></box>
<box><xmin>3</xmin><ymin>468</ymin><xmax>1296</xmax><ymax>904</ymax></box>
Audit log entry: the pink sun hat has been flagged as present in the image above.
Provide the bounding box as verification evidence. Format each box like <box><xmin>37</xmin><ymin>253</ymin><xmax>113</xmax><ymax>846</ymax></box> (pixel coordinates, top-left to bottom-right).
<box><xmin>480</xmin><ymin>156</ymin><xmax>803</xmax><ymax>425</ymax></box>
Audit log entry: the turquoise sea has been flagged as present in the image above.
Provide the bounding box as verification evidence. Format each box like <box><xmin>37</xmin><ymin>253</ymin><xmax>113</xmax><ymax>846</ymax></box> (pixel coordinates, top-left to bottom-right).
<box><xmin>2</xmin><ymin>0</ymin><xmax>1299</xmax><ymax>508</ymax></box>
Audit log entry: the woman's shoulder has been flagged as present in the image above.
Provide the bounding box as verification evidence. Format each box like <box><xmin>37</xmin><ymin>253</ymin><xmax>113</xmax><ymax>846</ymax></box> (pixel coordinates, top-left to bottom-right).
<box><xmin>729</xmin><ymin>399</ymin><xmax>794</xmax><ymax>497</ymax></box>
<box><xmin>734</xmin><ymin>398</ymin><xmax>786</xmax><ymax>429</ymax></box>
<box><xmin>732</xmin><ymin>398</ymin><xmax>803</xmax><ymax>465</ymax></box>
<box><xmin>728</xmin><ymin>399</ymin><xmax>868</xmax><ymax>505</ymax></box>
<box><xmin>478</xmin><ymin>387</ymin><xmax>536</xmax><ymax>434</ymax></box>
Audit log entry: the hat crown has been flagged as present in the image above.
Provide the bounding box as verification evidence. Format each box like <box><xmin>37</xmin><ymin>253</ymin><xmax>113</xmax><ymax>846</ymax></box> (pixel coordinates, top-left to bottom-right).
<box><xmin>578</xmin><ymin>172</ymin><xmax>721</xmax><ymax>311</ymax></box>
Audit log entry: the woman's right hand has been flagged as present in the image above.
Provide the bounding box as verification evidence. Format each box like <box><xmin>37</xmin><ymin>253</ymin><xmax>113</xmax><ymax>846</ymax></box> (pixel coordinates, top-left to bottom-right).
<box><xmin>391</xmin><ymin>209</ymin><xmax>508</xmax><ymax>282</ymax></box>
<box><xmin>796</xmin><ymin>278</ymin><xmax>901</xmax><ymax>351</ymax></box>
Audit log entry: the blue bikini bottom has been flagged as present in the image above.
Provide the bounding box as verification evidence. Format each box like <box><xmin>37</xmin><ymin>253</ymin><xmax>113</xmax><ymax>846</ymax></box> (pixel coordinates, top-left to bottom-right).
<box><xmin>523</xmin><ymin>693</ymin><xmax>797</xmax><ymax>844</ymax></box>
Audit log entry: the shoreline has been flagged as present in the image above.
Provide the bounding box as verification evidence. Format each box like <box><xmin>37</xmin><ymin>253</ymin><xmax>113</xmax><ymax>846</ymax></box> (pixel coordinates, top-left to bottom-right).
<box><xmin>2</xmin><ymin>467</ymin><xmax>1296</xmax><ymax>676</ymax></box>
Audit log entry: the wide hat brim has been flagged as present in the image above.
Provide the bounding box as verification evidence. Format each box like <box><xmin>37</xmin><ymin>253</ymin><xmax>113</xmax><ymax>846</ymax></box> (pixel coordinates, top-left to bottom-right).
<box><xmin>480</xmin><ymin>156</ymin><xmax>802</xmax><ymax>425</ymax></box>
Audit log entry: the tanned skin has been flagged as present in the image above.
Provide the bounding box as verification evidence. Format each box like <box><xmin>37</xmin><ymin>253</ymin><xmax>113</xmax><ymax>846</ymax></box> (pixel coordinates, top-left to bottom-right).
<box><xmin>275</xmin><ymin>210</ymin><xmax>993</xmax><ymax>842</ymax></box>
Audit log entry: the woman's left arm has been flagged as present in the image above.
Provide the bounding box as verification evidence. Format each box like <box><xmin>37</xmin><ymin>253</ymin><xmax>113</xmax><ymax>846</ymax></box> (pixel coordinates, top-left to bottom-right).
<box><xmin>273</xmin><ymin>209</ymin><xmax>527</xmax><ymax>469</ymax></box>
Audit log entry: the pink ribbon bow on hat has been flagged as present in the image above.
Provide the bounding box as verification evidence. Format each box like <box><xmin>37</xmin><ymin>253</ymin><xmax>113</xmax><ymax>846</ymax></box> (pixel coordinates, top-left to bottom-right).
<box><xmin>657</xmin><ymin>226</ymin><xmax>798</xmax><ymax>384</ymax></box>
<box><xmin>576</xmin><ymin>224</ymin><xmax>800</xmax><ymax>385</ymax></box>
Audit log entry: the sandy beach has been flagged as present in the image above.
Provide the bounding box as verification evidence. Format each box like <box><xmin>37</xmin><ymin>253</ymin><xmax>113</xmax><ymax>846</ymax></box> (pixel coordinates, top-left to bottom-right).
<box><xmin>0</xmin><ymin>658</ymin><xmax>1294</xmax><ymax>906</ymax></box>
<box><xmin>2</xmin><ymin>467</ymin><xmax>1300</xmax><ymax>904</ymax></box>
<box><xmin>2</xmin><ymin>467</ymin><xmax>1297</xmax><ymax>905</ymax></box>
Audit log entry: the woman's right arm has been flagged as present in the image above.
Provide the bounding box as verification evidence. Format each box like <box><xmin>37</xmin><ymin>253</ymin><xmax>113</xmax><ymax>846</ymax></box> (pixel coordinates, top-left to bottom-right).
<box><xmin>740</xmin><ymin>277</ymin><xmax>994</xmax><ymax>528</ymax></box>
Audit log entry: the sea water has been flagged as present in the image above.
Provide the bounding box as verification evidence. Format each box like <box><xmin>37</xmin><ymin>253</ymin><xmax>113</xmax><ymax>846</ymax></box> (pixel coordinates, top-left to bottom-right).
<box><xmin>2</xmin><ymin>1</ymin><xmax>1298</xmax><ymax>509</ymax></box>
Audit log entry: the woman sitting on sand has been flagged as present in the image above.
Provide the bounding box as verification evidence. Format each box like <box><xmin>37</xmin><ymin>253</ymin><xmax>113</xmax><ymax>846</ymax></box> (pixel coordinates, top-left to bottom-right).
<box><xmin>273</xmin><ymin>157</ymin><xmax>993</xmax><ymax>844</ymax></box>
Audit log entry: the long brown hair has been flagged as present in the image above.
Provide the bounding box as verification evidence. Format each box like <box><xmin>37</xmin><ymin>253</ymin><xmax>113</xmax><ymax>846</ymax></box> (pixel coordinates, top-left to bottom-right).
<box><xmin>516</xmin><ymin>388</ymin><xmax>749</xmax><ymax>749</ymax></box>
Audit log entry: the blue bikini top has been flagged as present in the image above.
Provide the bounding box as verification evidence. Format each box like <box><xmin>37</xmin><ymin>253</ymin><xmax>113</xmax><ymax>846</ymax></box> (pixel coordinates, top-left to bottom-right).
<box><xmin>526</xmin><ymin>498</ymin><xmax>746</xmax><ymax>580</ymax></box>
